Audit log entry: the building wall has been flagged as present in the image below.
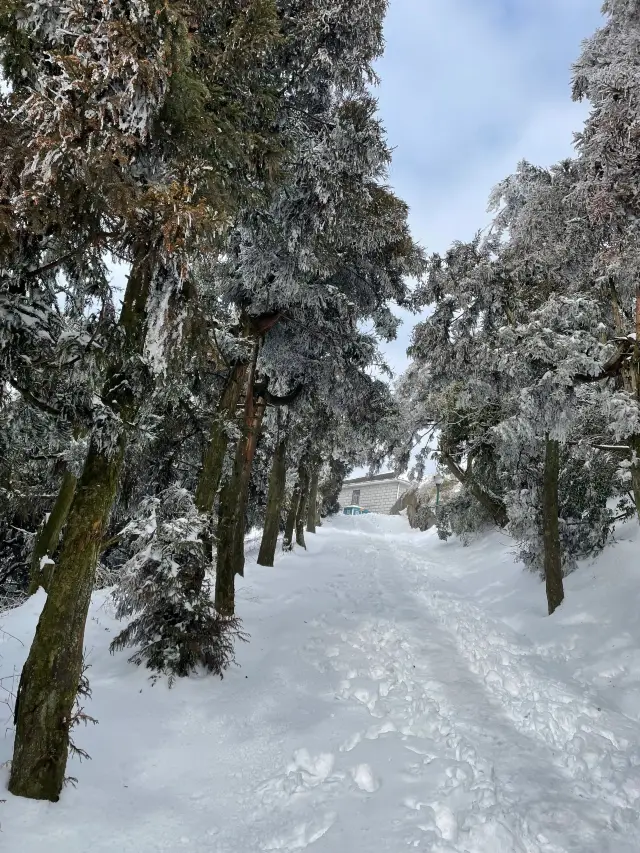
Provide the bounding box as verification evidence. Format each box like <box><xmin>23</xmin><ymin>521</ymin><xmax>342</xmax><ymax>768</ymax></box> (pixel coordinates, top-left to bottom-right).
<box><xmin>338</xmin><ymin>480</ymin><xmax>410</xmax><ymax>515</ymax></box>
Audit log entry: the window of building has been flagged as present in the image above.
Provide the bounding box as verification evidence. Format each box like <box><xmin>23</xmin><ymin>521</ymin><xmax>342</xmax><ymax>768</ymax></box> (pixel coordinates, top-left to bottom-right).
<box><xmin>351</xmin><ymin>489</ymin><xmax>361</xmax><ymax>506</ymax></box>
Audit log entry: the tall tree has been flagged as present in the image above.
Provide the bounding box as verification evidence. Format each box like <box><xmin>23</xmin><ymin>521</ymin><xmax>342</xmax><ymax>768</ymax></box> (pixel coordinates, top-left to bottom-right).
<box><xmin>3</xmin><ymin>0</ymin><xmax>283</xmax><ymax>801</ymax></box>
<box><xmin>573</xmin><ymin>1</ymin><xmax>640</xmax><ymax>515</ymax></box>
<box><xmin>396</xmin><ymin>160</ymin><xmax>627</xmax><ymax>612</ymax></box>
<box><xmin>257</xmin><ymin>411</ymin><xmax>289</xmax><ymax>567</ymax></box>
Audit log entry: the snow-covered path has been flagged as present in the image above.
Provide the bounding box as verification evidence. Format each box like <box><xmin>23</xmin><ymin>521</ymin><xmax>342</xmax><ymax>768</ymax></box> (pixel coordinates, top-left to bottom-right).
<box><xmin>2</xmin><ymin>514</ymin><xmax>640</xmax><ymax>852</ymax></box>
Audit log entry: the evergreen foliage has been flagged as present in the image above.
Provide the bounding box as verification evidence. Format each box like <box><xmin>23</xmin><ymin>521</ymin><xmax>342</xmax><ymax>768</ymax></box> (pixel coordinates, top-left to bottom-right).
<box><xmin>4</xmin><ymin>0</ymin><xmax>640</xmax><ymax>805</ymax></box>
<box><xmin>387</xmin><ymin>0</ymin><xmax>640</xmax><ymax>616</ymax></box>
<box><xmin>110</xmin><ymin>487</ymin><xmax>244</xmax><ymax>685</ymax></box>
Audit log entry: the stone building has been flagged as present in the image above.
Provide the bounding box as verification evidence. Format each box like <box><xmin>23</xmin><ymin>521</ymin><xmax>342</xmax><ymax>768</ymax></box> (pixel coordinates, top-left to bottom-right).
<box><xmin>338</xmin><ymin>472</ymin><xmax>411</xmax><ymax>515</ymax></box>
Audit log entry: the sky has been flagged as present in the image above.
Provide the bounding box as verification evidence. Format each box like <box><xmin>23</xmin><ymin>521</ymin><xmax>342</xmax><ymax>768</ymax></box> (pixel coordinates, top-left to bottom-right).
<box><xmin>375</xmin><ymin>0</ymin><xmax>604</xmax><ymax>377</ymax></box>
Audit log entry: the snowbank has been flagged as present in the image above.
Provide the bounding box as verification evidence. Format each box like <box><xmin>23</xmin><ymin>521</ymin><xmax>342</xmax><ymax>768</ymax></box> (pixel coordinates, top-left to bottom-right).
<box><xmin>1</xmin><ymin>514</ymin><xmax>639</xmax><ymax>852</ymax></box>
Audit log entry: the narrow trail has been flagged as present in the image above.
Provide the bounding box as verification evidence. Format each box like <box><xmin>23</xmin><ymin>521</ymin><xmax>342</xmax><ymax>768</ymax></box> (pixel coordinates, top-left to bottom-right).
<box><xmin>2</xmin><ymin>513</ymin><xmax>639</xmax><ymax>853</ymax></box>
<box><xmin>252</xmin><ymin>515</ymin><xmax>640</xmax><ymax>853</ymax></box>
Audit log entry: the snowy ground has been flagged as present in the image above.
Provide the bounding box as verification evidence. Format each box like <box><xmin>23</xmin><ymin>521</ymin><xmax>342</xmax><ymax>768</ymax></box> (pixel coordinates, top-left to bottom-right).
<box><xmin>2</xmin><ymin>513</ymin><xmax>640</xmax><ymax>852</ymax></box>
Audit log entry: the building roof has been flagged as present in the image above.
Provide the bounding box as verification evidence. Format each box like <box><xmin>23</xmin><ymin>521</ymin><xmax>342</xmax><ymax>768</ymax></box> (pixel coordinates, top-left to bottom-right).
<box><xmin>343</xmin><ymin>472</ymin><xmax>407</xmax><ymax>486</ymax></box>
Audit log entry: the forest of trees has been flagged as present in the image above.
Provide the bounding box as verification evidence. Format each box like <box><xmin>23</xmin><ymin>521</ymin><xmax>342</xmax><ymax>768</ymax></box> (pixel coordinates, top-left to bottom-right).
<box><xmin>0</xmin><ymin>0</ymin><xmax>423</xmax><ymax>802</ymax></box>
<box><xmin>391</xmin><ymin>1</ymin><xmax>640</xmax><ymax>617</ymax></box>
<box><xmin>0</xmin><ymin>0</ymin><xmax>638</xmax><ymax>807</ymax></box>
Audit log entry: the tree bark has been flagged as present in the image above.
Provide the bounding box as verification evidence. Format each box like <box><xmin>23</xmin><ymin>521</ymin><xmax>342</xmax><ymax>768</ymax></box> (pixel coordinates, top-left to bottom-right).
<box><xmin>212</xmin><ymin>314</ymin><xmax>285</xmax><ymax>606</ymax></box>
<box><xmin>194</xmin><ymin>363</ymin><xmax>247</xmax><ymax>517</ymax></box>
<box><xmin>28</xmin><ymin>468</ymin><xmax>78</xmax><ymax>595</ymax></box>
<box><xmin>282</xmin><ymin>482</ymin><xmax>300</xmax><ymax>552</ymax></box>
<box><xmin>442</xmin><ymin>452</ymin><xmax>509</xmax><ymax>528</ymax></box>
<box><xmin>542</xmin><ymin>436</ymin><xmax>564</xmax><ymax>616</ymax></box>
<box><xmin>608</xmin><ymin>279</ymin><xmax>640</xmax><ymax>523</ymax></box>
<box><xmin>9</xmin><ymin>245</ymin><xmax>158</xmax><ymax>802</ymax></box>
<box><xmin>192</xmin><ymin>363</ymin><xmax>247</xmax><ymax>593</ymax></box>
<box><xmin>295</xmin><ymin>465</ymin><xmax>310</xmax><ymax>549</ymax></box>
<box><xmin>631</xmin><ymin>285</ymin><xmax>640</xmax><ymax>519</ymax></box>
<box><xmin>215</xmin><ymin>343</ymin><xmax>266</xmax><ymax>615</ymax></box>
<box><xmin>257</xmin><ymin>432</ymin><xmax>288</xmax><ymax>567</ymax></box>
<box><xmin>306</xmin><ymin>462</ymin><xmax>320</xmax><ymax>534</ymax></box>
<box><xmin>630</xmin><ymin>434</ymin><xmax>640</xmax><ymax>522</ymax></box>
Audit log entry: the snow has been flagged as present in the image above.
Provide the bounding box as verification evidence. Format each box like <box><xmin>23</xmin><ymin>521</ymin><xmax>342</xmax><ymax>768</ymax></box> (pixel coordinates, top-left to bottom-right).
<box><xmin>2</xmin><ymin>513</ymin><xmax>640</xmax><ymax>852</ymax></box>
<box><xmin>144</xmin><ymin>279</ymin><xmax>174</xmax><ymax>377</ymax></box>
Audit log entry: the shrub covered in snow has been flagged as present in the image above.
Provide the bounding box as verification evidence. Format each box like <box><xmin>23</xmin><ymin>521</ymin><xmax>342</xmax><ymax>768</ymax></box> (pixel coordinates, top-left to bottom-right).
<box><xmin>110</xmin><ymin>487</ymin><xmax>245</xmax><ymax>685</ymax></box>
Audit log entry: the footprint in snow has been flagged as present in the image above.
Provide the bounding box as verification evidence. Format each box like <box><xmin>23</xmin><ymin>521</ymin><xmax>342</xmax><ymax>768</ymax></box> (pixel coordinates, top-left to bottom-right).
<box><xmin>256</xmin><ymin>749</ymin><xmax>338</xmax><ymax>802</ymax></box>
<box><xmin>340</xmin><ymin>731</ymin><xmax>362</xmax><ymax>753</ymax></box>
<box><xmin>262</xmin><ymin>812</ymin><xmax>337</xmax><ymax>851</ymax></box>
<box><xmin>430</xmin><ymin>802</ymin><xmax>458</xmax><ymax>842</ymax></box>
<box><xmin>365</xmin><ymin>720</ymin><xmax>396</xmax><ymax>739</ymax></box>
<box><xmin>350</xmin><ymin>763</ymin><xmax>379</xmax><ymax>793</ymax></box>
<box><xmin>340</xmin><ymin>721</ymin><xmax>396</xmax><ymax>753</ymax></box>
<box><xmin>289</xmin><ymin>748</ymin><xmax>335</xmax><ymax>784</ymax></box>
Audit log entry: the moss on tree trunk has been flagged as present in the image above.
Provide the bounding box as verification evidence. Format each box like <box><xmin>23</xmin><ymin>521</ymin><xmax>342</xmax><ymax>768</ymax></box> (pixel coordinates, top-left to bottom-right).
<box><xmin>193</xmin><ymin>363</ymin><xmax>246</xmax><ymax>593</ymax></box>
<box><xmin>542</xmin><ymin>436</ymin><xmax>564</xmax><ymax>616</ymax></box>
<box><xmin>195</xmin><ymin>363</ymin><xmax>246</xmax><ymax>517</ymax></box>
<box><xmin>257</xmin><ymin>433</ymin><xmax>288</xmax><ymax>567</ymax></box>
<box><xmin>28</xmin><ymin>468</ymin><xmax>78</xmax><ymax>595</ymax></box>
<box><xmin>9</xmin><ymin>245</ymin><xmax>157</xmax><ymax>801</ymax></box>
<box><xmin>215</xmin><ymin>344</ymin><xmax>265</xmax><ymax>615</ymax></box>
<box><xmin>215</xmin><ymin>450</ymin><xmax>244</xmax><ymax>615</ymax></box>
<box><xmin>10</xmin><ymin>434</ymin><xmax>126</xmax><ymax>801</ymax></box>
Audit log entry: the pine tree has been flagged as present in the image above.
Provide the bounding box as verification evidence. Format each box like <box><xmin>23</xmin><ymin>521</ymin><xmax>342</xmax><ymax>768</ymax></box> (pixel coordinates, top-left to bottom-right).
<box><xmin>206</xmin><ymin>97</ymin><xmax>423</xmax><ymax>610</ymax></box>
<box><xmin>110</xmin><ymin>487</ymin><xmax>244</xmax><ymax>685</ymax></box>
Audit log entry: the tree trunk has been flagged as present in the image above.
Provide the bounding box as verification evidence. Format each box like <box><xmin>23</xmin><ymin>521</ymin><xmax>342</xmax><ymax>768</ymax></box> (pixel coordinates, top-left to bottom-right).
<box><xmin>542</xmin><ymin>436</ymin><xmax>564</xmax><ymax>616</ymax></box>
<box><xmin>257</xmin><ymin>433</ymin><xmax>288</xmax><ymax>567</ymax></box>
<box><xmin>442</xmin><ymin>452</ymin><xmax>509</xmax><ymax>528</ymax></box>
<box><xmin>630</xmin><ymin>434</ymin><xmax>640</xmax><ymax>521</ymax></box>
<box><xmin>192</xmin><ymin>363</ymin><xmax>247</xmax><ymax>593</ymax></box>
<box><xmin>9</xmin><ymin>245</ymin><xmax>158</xmax><ymax>802</ymax></box>
<box><xmin>295</xmin><ymin>465</ymin><xmax>310</xmax><ymax>549</ymax></box>
<box><xmin>631</xmin><ymin>285</ymin><xmax>640</xmax><ymax>520</ymax></box>
<box><xmin>194</xmin><ymin>363</ymin><xmax>247</xmax><ymax>517</ymax></box>
<box><xmin>28</xmin><ymin>468</ymin><xmax>78</xmax><ymax>595</ymax></box>
<box><xmin>306</xmin><ymin>463</ymin><xmax>320</xmax><ymax>534</ymax></box>
<box><xmin>282</xmin><ymin>483</ymin><xmax>300</xmax><ymax>552</ymax></box>
<box><xmin>610</xmin><ymin>279</ymin><xmax>640</xmax><ymax>522</ymax></box>
<box><xmin>215</xmin><ymin>343</ymin><xmax>266</xmax><ymax>615</ymax></box>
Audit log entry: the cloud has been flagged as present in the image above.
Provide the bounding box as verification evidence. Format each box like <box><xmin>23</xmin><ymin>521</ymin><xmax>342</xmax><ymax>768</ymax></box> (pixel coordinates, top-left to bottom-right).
<box><xmin>374</xmin><ymin>0</ymin><xmax>604</xmax><ymax>376</ymax></box>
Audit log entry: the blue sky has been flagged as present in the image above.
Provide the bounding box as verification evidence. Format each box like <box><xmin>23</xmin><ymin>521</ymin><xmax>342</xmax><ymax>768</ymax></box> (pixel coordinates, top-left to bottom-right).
<box><xmin>375</xmin><ymin>0</ymin><xmax>603</xmax><ymax>376</ymax></box>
